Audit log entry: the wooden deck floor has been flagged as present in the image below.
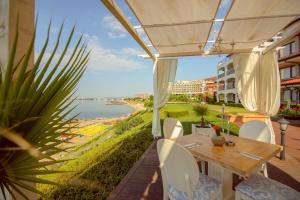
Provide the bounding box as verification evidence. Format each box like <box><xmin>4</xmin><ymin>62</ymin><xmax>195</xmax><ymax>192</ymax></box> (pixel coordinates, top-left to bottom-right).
<box><xmin>107</xmin><ymin>141</ymin><xmax>300</xmax><ymax>200</ymax></box>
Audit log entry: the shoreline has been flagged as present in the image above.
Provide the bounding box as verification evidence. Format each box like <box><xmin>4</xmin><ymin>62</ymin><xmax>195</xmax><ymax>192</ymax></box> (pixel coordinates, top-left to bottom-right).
<box><xmin>73</xmin><ymin>100</ymin><xmax>144</xmax><ymax>126</ymax></box>
<box><xmin>57</xmin><ymin>101</ymin><xmax>145</xmax><ymax>158</ymax></box>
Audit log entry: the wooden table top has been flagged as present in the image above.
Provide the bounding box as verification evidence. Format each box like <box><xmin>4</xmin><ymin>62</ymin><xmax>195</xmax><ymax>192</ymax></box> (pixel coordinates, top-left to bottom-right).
<box><xmin>174</xmin><ymin>134</ymin><xmax>282</xmax><ymax>177</ymax></box>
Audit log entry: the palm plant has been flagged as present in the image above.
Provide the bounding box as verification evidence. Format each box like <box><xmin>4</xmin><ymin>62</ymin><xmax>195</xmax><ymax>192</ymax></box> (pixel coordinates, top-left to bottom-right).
<box><xmin>193</xmin><ymin>104</ymin><xmax>208</xmax><ymax>127</ymax></box>
<box><xmin>0</xmin><ymin>19</ymin><xmax>89</xmax><ymax>200</ymax></box>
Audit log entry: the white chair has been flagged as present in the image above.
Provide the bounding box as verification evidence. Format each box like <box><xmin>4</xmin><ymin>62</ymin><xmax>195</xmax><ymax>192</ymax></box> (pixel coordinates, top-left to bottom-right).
<box><xmin>239</xmin><ymin>120</ymin><xmax>271</xmax><ymax>177</ymax></box>
<box><xmin>235</xmin><ymin>174</ymin><xmax>300</xmax><ymax>200</ymax></box>
<box><xmin>163</xmin><ymin>118</ymin><xmax>184</xmax><ymax>139</ymax></box>
<box><xmin>239</xmin><ymin>120</ymin><xmax>271</xmax><ymax>143</ymax></box>
<box><xmin>157</xmin><ymin>139</ymin><xmax>222</xmax><ymax>200</ymax></box>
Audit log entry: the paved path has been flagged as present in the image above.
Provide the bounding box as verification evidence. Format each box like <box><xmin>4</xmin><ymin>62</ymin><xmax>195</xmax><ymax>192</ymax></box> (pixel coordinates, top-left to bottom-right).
<box><xmin>272</xmin><ymin>120</ymin><xmax>300</xmax><ymax>161</ymax></box>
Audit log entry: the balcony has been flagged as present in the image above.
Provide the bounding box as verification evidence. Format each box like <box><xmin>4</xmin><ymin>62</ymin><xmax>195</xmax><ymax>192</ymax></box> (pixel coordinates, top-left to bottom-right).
<box><xmin>227</xmin><ymin>84</ymin><xmax>235</xmax><ymax>89</ymax></box>
<box><xmin>227</xmin><ymin>68</ymin><xmax>235</xmax><ymax>75</ymax></box>
<box><xmin>218</xmin><ymin>56</ymin><xmax>232</xmax><ymax>66</ymax></box>
<box><xmin>218</xmin><ymin>86</ymin><xmax>225</xmax><ymax>91</ymax></box>
<box><xmin>218</xmin><ymin>73</ymin><xmax>225</xmax><ymax>79</ymax></box>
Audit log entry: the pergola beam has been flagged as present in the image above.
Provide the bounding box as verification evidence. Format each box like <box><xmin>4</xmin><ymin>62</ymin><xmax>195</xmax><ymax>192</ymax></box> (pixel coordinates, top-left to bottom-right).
<box><xmin>101</xmin><ymin>0</ymin><xmax>155</xmax><ymax>60</ymax></box>
<box><xmin>263</xmin><ymin>21</ymin><xmax>300</xmax><ymax>54</ymax></box>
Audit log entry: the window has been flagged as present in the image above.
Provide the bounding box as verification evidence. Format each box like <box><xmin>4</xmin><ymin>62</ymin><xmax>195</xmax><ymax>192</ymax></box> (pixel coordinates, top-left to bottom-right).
<box><xmin>283</xmin><ymin>90</ymin><xmax>291</xmax><ymax>102</ymax></box>
<box><xmin>280</xmin><ymin>68</ymin><xmax>291</xmax><ymax>79</ymax></box>
<box><xmin>291</xmin><ymin>90</ymin><xmax>299</xmax><ymax>103</ymax></box>
<box><xmin>291</xmin><ymin>42</ymin><xmax>296</xmax><ymax>54</ymax></box>
<box><xmin>291</xmin><ymin>65</ymin><xmax>299</xmax><ymax>78</ymax></box>
<box><xmin>279</xmin><ymin>41</ymin><xmax>297</xmax><ymax>58</ymax></box>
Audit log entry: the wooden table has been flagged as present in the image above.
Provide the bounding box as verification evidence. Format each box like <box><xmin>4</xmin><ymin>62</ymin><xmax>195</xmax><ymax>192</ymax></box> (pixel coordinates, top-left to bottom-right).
<box><xmin>174</xmin><ymin>134</ymin><xmax>282</xmax><ymax>200</ymax></box>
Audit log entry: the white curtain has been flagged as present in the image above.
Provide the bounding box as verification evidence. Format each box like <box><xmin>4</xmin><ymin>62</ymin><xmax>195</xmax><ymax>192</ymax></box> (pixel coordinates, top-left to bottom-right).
<box><xmin>232</xmin><ymin>51</ymin><xmax>280</xmax><ymax>144</ymax></box>
<box><xmin>152</xmin><ymin>58</ymin><xmax>178</xmax><ymax>138</ymax></box>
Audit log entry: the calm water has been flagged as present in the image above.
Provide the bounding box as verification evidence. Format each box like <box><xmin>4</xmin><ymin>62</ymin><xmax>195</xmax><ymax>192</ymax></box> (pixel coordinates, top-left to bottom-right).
<box><xmin>70</xmin><ymin>100</ymin><xmax>134</xmax><ymax>119</ymax></box>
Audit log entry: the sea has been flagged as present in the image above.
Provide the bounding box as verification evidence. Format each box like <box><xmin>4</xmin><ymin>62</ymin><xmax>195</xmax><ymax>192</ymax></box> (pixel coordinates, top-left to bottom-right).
<box><xmin>70</xmin><ymin>99</ymin><xmax>134</xmax><ymax>119</ymax></box>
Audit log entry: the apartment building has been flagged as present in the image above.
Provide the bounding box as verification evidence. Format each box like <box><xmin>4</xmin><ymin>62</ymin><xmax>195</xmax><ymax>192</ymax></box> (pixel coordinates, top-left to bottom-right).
<box><xmin>215</xmin><ymin>32</ymin><xmax>300</xmax><ymax>105</ymax></box>
<box><xmin>216</xmin><ymin>56</ymin><xmax>239</xmax><ymax>103</ymax></box>
<box><xmin>278</xmin><ymin>33</ymin><xmax>300</xmax><ymax>105</ymax></box>
<box><xmin>172</xmin><ymin>78</ymin><xmax>217</xmax><ymax>97</ymax></box>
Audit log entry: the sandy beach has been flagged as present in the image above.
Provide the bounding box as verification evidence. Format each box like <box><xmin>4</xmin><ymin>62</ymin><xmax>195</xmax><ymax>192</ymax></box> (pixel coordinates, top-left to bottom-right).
<box><xmin>57</xmin><ymin>101</ymin><xmax>145</xmax><ymax>157</ymax></box>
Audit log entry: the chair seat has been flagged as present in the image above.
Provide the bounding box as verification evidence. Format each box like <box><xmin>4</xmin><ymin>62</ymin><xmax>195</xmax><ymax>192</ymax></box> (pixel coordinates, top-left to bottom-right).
<box><xmin>168</xmin><ymin>173</ymin><xmax>221</xmax><ymax>200</ymax></box>
<box><xmin>236</xmin><ymin>174</ymin><xmax>300</xmax><ymax>200</ymax></box>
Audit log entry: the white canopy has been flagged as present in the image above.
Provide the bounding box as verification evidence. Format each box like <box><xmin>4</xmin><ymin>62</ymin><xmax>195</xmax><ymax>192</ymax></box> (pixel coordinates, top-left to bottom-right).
<box><xmin>123</xmin><ymin>0</ymin><xmax>300</xmax><ymax>57</ymax></box>
<box><xmin>212</xmin><ymin>0</ymin><xmax>300</xmax><ymax>54</ymax></box>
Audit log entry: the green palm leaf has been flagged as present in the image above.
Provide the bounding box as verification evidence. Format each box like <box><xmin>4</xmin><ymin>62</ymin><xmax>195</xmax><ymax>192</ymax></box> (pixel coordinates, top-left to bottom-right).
<box><xmin>0</xmin><ymin>18</ymin><xmax>89</xmax><ymax>200</ymax></box>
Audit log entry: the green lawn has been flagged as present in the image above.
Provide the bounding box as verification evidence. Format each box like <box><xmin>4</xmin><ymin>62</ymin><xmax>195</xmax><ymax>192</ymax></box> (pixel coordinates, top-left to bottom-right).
<box><xmin>161</xmin><ymin>103</ymin><xmax>251</xmax><ymax>135</ymax></box>
<box><xmin>39</xmin><ymin>103</ymin><xmax>248</xmax><ymax>199</ymax></box>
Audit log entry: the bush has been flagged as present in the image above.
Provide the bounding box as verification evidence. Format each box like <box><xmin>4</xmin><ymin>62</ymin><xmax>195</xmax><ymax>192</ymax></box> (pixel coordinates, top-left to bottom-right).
<box><xmin>144</xmin><ymin>95</ymin><xmax>153</xmax><ymax>109</ymax></box>
<box><xmin>115</xmin><ymin>115</ymin><xmax>144</xmax><ymax>134</ymax></box>
<box><xmin>169</xmin><ymin>94</ymin><xmax>190</xmax><ymax>102</ymax></box>
<box><xmin>193</xmin><ymin>104</ymin><xmax>208</xmax><ymax>116</ymax></box>
<box><xmin>164</xmin><ymin>110</ymin><xmax>189</xmax><ymax>117</ymax></box>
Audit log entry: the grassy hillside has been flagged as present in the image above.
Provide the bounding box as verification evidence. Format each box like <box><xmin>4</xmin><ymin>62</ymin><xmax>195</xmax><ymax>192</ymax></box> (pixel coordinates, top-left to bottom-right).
<box><xmin>39</xmin><ymin>111</ymin><xmax>153</xmax><ymax>199</ymax></box>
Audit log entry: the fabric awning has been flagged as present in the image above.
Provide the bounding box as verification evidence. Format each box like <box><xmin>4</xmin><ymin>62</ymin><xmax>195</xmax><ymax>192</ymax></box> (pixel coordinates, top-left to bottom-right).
<box><xmin>125</xmin><ymin>0</ymin><xmax>300</xmax><ymax>56</ymax></box>
<box><xmin>126</xmin><ymin>0</ymin><xmax>220</xmax><ymax>56</ymax></box>
<box><xmin>213</xmin><ymin>0</ymin><xmax>300</xmax><ymax>54</ymax></box>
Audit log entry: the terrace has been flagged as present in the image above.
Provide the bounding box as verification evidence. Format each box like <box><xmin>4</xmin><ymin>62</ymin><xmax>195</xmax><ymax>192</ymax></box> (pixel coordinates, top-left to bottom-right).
<box><xmin>100</xmin><ymin>0</ymin><xmax>300</xmax><ymax>199</ymax></box>
<box><xmin>1</xmin><ymin>0</ymin><xmax>300</xmax><ymax>200</ymax></box>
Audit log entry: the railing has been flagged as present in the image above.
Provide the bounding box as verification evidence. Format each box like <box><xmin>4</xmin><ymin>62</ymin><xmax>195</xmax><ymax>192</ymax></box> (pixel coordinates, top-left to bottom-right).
<box><xmin>218</xmin><ymin>73</ymin><xmax>225</xmax><ymax>79</ymax></box>
<box><xmin>218</xmin><ymin>56</ymin><xmax>232</xmax><ymax>66</ymax></box>
<box><xmin>218</xmin><ymin>87</ymin><xmax>225</xmax><ymax>91</ymax></box>
<box><xmin>227</xmin><ymin>69</ymin><xmax>235</xmax><ymax>75</ymax></box>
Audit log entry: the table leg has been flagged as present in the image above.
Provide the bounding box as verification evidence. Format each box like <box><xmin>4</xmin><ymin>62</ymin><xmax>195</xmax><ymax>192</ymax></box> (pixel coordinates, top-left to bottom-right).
<box><xmin>208</xmin><ymin>162</ymin><xmax>234</xmax><ymax>200</ymax></box>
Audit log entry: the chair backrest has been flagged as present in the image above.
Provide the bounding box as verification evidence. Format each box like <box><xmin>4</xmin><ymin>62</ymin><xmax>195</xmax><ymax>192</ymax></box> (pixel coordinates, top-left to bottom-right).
<box><xmin>157</xmin><ymin>139</ymin><xmax>199</xmax><ymax>198</ymax></box>
<box><xmin>239</xmin><ymin>120</ymin><xmax>271</xmax><ymax>143</ymax></box>
<box><xmin>163</xmin><ymin>118</ymin><xmax>183</xmax><ymax>139</ymax></box>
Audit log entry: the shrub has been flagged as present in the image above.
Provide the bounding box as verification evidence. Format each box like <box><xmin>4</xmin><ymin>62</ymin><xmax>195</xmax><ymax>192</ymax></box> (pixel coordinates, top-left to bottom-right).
<box><xmin>164</xmin><ymin>110</ymin><xmax>189</xmax><ymax>117</ymax></box>
<box><xmin>115</xmin><ymin>115</ymin><xmax>144</xmax><ymax>134</ymax></box>
<box><xmin>193</xmin><ymin>104</ymin><xmax>208</xmax><ymax>116</ymax></box>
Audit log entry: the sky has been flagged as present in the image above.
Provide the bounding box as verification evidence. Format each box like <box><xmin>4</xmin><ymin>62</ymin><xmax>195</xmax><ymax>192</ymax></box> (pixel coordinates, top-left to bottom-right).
<box><xmin>35</xmin><ymin>0</ymin><xmax>225</xmax><ymax>97</ymax></box>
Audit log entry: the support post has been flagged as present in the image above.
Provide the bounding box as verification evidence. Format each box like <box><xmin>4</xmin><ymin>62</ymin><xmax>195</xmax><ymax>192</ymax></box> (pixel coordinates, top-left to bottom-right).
<box><xmin>0</xmin><ymin>0</ymin><xmax>35</xmax><ymax>73</ymax></box>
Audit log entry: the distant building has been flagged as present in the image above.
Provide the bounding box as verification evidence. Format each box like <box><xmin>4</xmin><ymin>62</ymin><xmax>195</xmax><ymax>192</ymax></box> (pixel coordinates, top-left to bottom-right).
<box><xmin>277</xmin><ymin>20</ymin><xmax>300</xmax><ymax>105</ymax></box>
<box><xmin>216</xmin><ymin>56</ymin><xmax>239</xmax><ymax>103</ymax></box>
<box><xmin>134</xmin><ymin>93</ymin><xmax>150</xmax><ymax>99</ymax></box>
<box><xmin>172</xmin><ymin>77</ymin><xmax>217</xmax><ymax>97</ymax></box>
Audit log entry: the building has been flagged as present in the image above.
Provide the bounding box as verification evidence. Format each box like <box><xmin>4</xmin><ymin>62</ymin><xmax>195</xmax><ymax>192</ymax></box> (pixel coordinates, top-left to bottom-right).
<box><xmin>216</xmin><ymin>56</ymin><xmax>239</xmax><ymax>103</ymax></box>
<box><xmin>215</xmin><ymin>19</ymin><xmax>300</xmax><ymax>105</ymax></box>
<box><xmin>134</xmin><ymin>93</ymin><xmax>150</xmax><ymax>99</ymax></box>
<box><xmin>278</xmin><ymin>23</ymin><xmax>300</xmax><ymax>105</ymax></box>
<box><xmin>172</xmin><ymin>80</ymin><xmax>202</xmax><ymax>96</ymax></box>
<box><xmin>172</xmin><ymin>77</ymin><xmax>217</xmax><ymax>97</ymax></box>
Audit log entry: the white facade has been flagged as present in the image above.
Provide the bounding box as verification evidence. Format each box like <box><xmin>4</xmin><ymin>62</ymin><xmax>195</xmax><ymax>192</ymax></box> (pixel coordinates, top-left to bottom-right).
<box><xmin>172</xmin><ymin>79</ymin><xmax>216</xmax><ymax>96</ymax></box>
<box><xmin>172</xmin><ymin>80</ymin><xmax>203</xmax><ymax>96</ymax></box>
<box><xmin>216</xmin><ymin>57</ymin><xmax>239</xmax><ymax>103</ymax></box>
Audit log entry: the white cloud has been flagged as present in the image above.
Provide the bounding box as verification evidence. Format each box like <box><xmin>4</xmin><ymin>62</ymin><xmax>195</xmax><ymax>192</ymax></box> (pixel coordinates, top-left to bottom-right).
<box><xmin>102</xmin><ymin>15</ymin><xmax>127</xmax><ymax>39</ymax></box>
<box><xmin>36</xmin><ymin>34</ymin><xmax>145</xmax><ymax>71</ymax></box>
<box><xmin>84</xmin><ymin>34</ymin><xmax>146</xmax><ymax>71</ymax></box>
<box><xmin>121</xmin><ymin>48</ymin><xmax>144</xmax><ymax>56</ymax></box>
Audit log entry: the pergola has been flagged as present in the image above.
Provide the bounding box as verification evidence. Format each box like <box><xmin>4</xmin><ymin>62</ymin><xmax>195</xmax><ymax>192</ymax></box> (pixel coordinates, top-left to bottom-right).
<box><xmin>101</xmin><ymin>0</ymin><xmax>300</xmax><ymax>141</ymax></box>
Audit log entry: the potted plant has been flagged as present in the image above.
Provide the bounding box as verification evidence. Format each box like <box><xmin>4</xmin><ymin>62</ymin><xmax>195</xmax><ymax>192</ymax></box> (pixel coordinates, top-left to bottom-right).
<box><xmin>211</xmin><ymin>125</ymin><xmax>225</xmax><ymax>146</ymax></box>
<box><xmin>193</xmin><ymin>103</ymin><xmax>208</xmax><ymax>127</ymax></box>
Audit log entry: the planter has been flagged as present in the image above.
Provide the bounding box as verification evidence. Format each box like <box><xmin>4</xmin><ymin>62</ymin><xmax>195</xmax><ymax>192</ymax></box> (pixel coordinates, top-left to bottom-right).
<box><xmin>211</xmin><ymin>135</ymin><xmax>226</xmax><ymax>146</ymax></box>
<box><xmin>282</xmin><ymin>114</ymin><xmax>300</xmax><ymax>120</ymax></box>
